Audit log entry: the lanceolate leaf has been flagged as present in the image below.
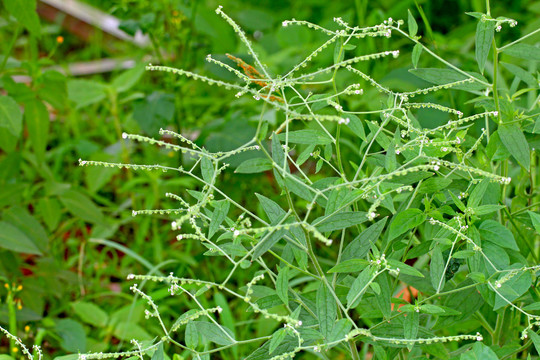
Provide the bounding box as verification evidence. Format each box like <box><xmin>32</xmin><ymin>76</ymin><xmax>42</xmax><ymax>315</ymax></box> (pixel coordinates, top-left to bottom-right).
<box><xmin>475</xmin><ymin>19</ymin><xmax>494</xmax><ymax>74</ymax></box>
<box><xmin>479</xmin><ymin>220</ymin><xmax>519</xmax><ymax>250</ymax></box>
<box><xmin>193</xmin><ymin>321</ymin><xmax>235</xmax><ymax>346</ymax></box>
<box><xmin>277</xmin><ymin>130</ymin><xmax>332</xmax><ymax>145</ymax></box>
<box><xmin>208</xmin><ymin>200</ymin><xmax>230</xmax><ymax>238</ymax></box>
<box><xmin>317</xmin><ymin>283</ymin><xmax>337</xmax><ymax>338</ymax></box>
<box><xmin>314</xmin><ymin>211</ymin><xmax>367</xmax><ymax>233</ymax></box>
<box><xmin>498</xmin><ymin>124</ymin><xmax>530</xmax><ymax>171</ymax></box>
<box><xmin>235</xmin><ymin>158</ymin><xmax>273</xmax><ymax>173</ymax></box>
<box><xmin>408</xmin><ymin>10</ymin><xmax>418</xmax><ymax>37</ymax></box>
<box><xmin>276</xmin><ymin>267</ymin><xmax>289</xmax><ymax>305</ymax></box>
<box><xmin>388</xmin><ymin>209</ymin><xmax>426</xmax><ymax>240</ymax></box>
<box><xmin>347</xmin><ymin>266</ymin><xmax>375</xmax><ymax>308</ymax></box>
<box><xmin>0</xmin><ymin>96</ymin><xmax>22</xmax><ymax>137</ymax></box>
<box><xmin>502</xmin><ymin>43</ymin><xmax>540</xmax><ymax>61</ymax></box>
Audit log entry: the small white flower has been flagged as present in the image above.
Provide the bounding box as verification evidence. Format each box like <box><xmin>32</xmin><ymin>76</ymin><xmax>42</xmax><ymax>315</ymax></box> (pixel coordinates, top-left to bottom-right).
<box><xmin>282</xmin><ymin>20</ymin><xmax>289</xmax><ymax>27</ymax></box>
<box><xmin>433</xmin><ymin>165</ymin><xmax>440</xmax><ymax>171</ymax></box>
<box><xmin>234</xmin><ymin>230</ymin><xmax>240</xmax><ymax>237</ymax></box>
<box><xmin>122</xmin><ymin>132</ymin><xmax>128</xmax><ymax>139</ymax></box>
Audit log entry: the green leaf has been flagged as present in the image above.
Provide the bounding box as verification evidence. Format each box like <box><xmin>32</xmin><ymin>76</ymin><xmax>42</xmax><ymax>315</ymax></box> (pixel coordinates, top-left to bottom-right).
<box><xmin>114</xmin><ymin>322</ymin><xmax>151</xmax><ymax>341</ymax></box>
<box><xmin>55</xmin><ymin>319</ymin><xmax>86</xmax><ymax>353</ymax></box>
<box><xmin>460</xmin><ymin>342</ymin><xmax>499</xmax><ymax>360</ymax></box>
<box><xmin>409</xmin><ymin>68</ymin><xmax>487</xmax><ymax>92</ymax></box>
<box><xmin>502</xmin><ymin>43</ymin><xmax>540</xmax><ymax>61</ymax></box>
<box><xmin>328</xmin><ymin>258</ymin><xmax>369</xmax><ymax>273</ymax></box>
<box><xmin>528</xmin><ymin>211</ymin><xmax>540</xmax><ymax>233</ymax></box>
<box><xmin>269</xmin><ymin>328</ymin><xmax>288</xmax><ymax>354</ymax></box>
<box><xmin>133</xmin><ymin>92</ymin><xmax>175</xmax><ymax>136</ymax></box>
<box><xmin>479</xmin><ymin>220</ymin><xmax>519</xmax><ymax>250</ymax></box>
<box><xmin>328</xmin><ymin>319</ymin><xmax>352</xmax><ymax>344</ymax></box>
<box><xmin>193</xmin><ymin>321</ymin><xmax>235</xmax><ymax>346</ymax></box>
<box><xmin>523</xmin><ymin>302</ymin><xmax>540</xmax><ymax>311</ymax></box>
<box><xmin>3</xmin><ymin>0</ymin><xmax>41</xmax><ymax>36</ymax></box>
<box><xmin>420</xmin><ymin>304</ymin><xmax>446</xmax><ymax>314</ymax></box>
<box><xmin>185</xmin><ymin>322</ymin><xmax>198</xmax><ymax>348</ymax></box>
<box><xmin>412</xmin><ymin>43</ymin><xmax>422</xmax><ymax>68</ymax></box>
<box><xmin>208</xmin><ymin>200</ymin><xmax>230</xmax><ymax>238</ymax></box>
<box><xmin>317</xmin><ymin>283</ymin><xmax>337</xmax><ymax>338</ymax></box>
<box><xmin>407</xmin><ymin>10</ymin><xmax>418</xmax><ymax>37</ymax></box>
<box><xmin>200</xmin><ymin>157</ymin><xmax>215</xmax><ymax>183</ymax></box>
<box><xmin>347</xmin><ymin>114</ymin><xmax>366</xmax><ymax>141</ymax></box>
<box><xmin>475</xmin><ymin>19</ymin><xmax>494</xmax><ymax>74</ymax></box>
<box><xmin>151</xmin><ymin>343</ymin><xmax>164</xmax><ymax>360</ymax></box>
<box><xmin>315</xmin><ymin>211</ymin><xmax>367</xmax><ymax>233</ymax></box>
<box><xmin>235</xmin><ymin>158</ymin><xmax>273</xmax><ymax>174</ymax></box>
<box><xmin>36</xmin><ymin>197</ymin><xmax>62</xmax><ymax>232</ymax></box>
<box><xmin>388</xmin><ymin>209</ymin><xmax>426</xmax><ymax>240</ymax></box>
<box><xmin>404</xmin><ymin>311</ymin><xmax>419</xmax><ymax>350</ymax></box>
<box><xmin>501</xmin><ymin>62</ymin><xmax>539</xmax><ymax>88</ymax></box>
<box><xmin>430</xmin><ymin>246</ymin><xmax>445</xmax><ymax>292</ymax></box>
<box><xmin>255</xmin><ymin>193</ymin><xmax>286</xmax><ymax>223</ymax></box>
<box><xmin>276</xmin><ymin>267</ymin><xmax>289</xmax><ymax>306</ymax></box>
<box><xmin>473</xmin><ymin>204</ymin><xmax>504</xmax><ymax>216</ymax></box>
<box><xmin>334</xmin><ymin>38</ymin><xmax>344</xmax><ymax>64</ymax></box>
<box><xmin>386</xmin><ymin>259</ymin><xmax>424</xmax><ymax>277</ymax></box>
<box><xmin>0</xmin><ymin>221</ymin><xmax>42</xmax><ymax>255</ymax></box>
<box><xmin>277</xmin><ymin>130</ymin><xmax>332</xmax><ymax>145</ymax></box>
<box><xmin>111</xmin><ymin>64</ymin><xmax>145</xmax><ymax>93</ymax></box>
<box><xmin>468</xmin><ymin>178</ymin><xmax>490</xmax><ymax>208</ymax></box>
<box><xmin>24</xmin><ymin>99</ymin><xmax>49</xmax><ymax>162</ymax></box>
<box><xmin>341</xmin><ymin>218</ymin><xmax>387</xmax><ymax>261</ymax></box>
<box><xmin>59</xmin><ymin>189</ymin><xmax>106</xmax><ymax>225</ymax></box>
<box><xmin>498</xmin><ymin>124</ymin><xmax>530</xmax><ymax>170</ymax></box>
<box><xmin>346</xmin><ymin>266</ymin><xmax>374</xmax><ymax>308</ymax></box>
<box><xmin>529</xmin><ymin>330</ymin><xmax>540</xmax><ymax>355</ymax></box>
<box><xmin>0</xmin><ymin>95</ymin><xmax>22</xmax><ymax>137</ymax></box>
<box><xmin>67</xmin><ymin>79</ymin><xmax>107</xmax><ymax>109</ymax></box>
<box><xmin>71</xmin><ymin>301</ymin><xmax>109</xmax><ymax>327</ymax></box>
<box><xmin>417</xmin><ymin>178</ymin><xmax>452</xmax><ymax>194</ymax></box>
<box><xmin>3</xmin><ymin>206</ymin><xmax>48</xmax><ymax>253</ymax></box>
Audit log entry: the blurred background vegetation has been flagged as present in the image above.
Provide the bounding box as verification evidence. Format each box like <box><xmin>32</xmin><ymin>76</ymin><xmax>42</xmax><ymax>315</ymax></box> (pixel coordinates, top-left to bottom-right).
<box><xmin>0</xmin><ymin>0</ymin><xmax>539</xmax><ymax>358</ymax></box>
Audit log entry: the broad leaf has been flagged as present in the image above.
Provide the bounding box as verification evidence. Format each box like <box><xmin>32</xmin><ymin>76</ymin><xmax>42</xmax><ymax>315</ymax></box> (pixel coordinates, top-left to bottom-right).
<box><xmin>475</xmin><ymin>19</ymin><xmax>494</xmax><ymax>74</ymax></box>
<box><xmin>388</xmin><ymin>209</ymin><xmax>426</xmax><ymax>240</ymax></box>
<box><xmin>498</xmin><ymin>124</ymin><xmax>530</xmax><ymax>171</ymax></box>
<box><xmin>317</xmin><ymin>283</ymin><xmax>337</xmax><ymax>338</ymax></box>
<box><xmin>0</xmin><ymin>95</ymin><xmax>22</xmax><ymax>137</ymax></box>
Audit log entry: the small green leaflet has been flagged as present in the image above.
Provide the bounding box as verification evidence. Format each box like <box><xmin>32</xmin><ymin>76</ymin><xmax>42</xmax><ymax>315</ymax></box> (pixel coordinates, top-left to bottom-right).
<box><xmin>409</xmin><ymin>68</ymin><xmax>487</xmax><ymax>92</ymax></box>
<box><xmin>276</xmin><ymin>267</ymin><xmax>289</xmax><ymax>305</ymax></box>
<box><xmin>341</xmin><ymin>218</ymin><xmax>387</xmax><ymax>261</ymax></box>
<box><xmin>498</xmin><ymin>124</ymin><xmax>530</xmax><ymax>171</ymax></box>
<box><xmin>25</xmin><ymin>99</ymin><xmax>49</xmax><ymax>163</ymax></box>
<box><xmin>347</xmin><ymin>114</ymin><xmax>366</xmax><ymax>141</ymax></box>
<box><xmin>317</xmin><ymin>283</ymin><xmax>337</xmax><ymax>339</ymax></box>
<box><xmin>475</xmin><ymin>19</ymin><xmax>494</xmax><ymax>74</ymax></box>
<box><xmin>235</xmin><ymin>158</ymin><xmax>273</xmax><ymax>174</ymax></box>
<box><xmin>328</xmin><ymin>258</ymin><xmax>369</xmax><ymax>273</ymax></box>
<box><xmin>277</xmin><ymin>130</ymin><xmax>332</xmax><ymax>145</ymax></box>
<box><xmin>386</xmin><ymin>259</ymin><xmax>424</xmax><ymax>277</ymax></box>
<box><xmin>269</xmin><ymin>328</ymin><xmax>288</xmax><ymax>354</ymax></box>
<box><xmin>255</xmin><ymin>193</ymin><xmax>286</xmax><ymax>223</ymax></box>
<box><xmin>467</xmin><ymin>178</ymin><xmax>490</xmax><ymax>207</ymax></box>
<box><xmin>388</xmin><ymin>209</ymin><xmax>426</xmax><ymax>240</ymax></box>
<box><xmin>407</xmin><ymin>10</ymin><xmax>418</xmax><ymax>37</ymax></box>
<box><xmin>201</xmin><ymin>157</ymin><xmax>215</xmax><ymax>183</ymax></box>
<box><xmin>346</xmin><ymin>266</ymin><xmax>375</xmax><ymax>308</ymax></box>
<box><xmin>529</xmin><ymin>330</ymin><xmax>540</xmax><ymax>355</ymax></box>
<box><xmin>412</xmin><ymin>43</ymin><xmax>422</xmax><ymax>68</ymax></box>
<box><xmin>314</xmin><ymin>211</ymin><xmax>367</xmax><ymax>233</ymax></box>
<box><xmin>208</xmin><ymin>200</ymin><xmax>230</xmax><ymax>238</ymax></box>
<box><xmin>430</xmin><ymin>246</ymin><xmax>445</xmax><ymax>292</ymax></box>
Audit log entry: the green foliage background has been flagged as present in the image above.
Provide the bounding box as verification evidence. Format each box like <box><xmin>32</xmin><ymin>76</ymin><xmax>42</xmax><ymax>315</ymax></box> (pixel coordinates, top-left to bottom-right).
<box><xmin>0</xmin><ymin>0</ymin><xmax>539</xmax><ymax>359</ymax></box>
